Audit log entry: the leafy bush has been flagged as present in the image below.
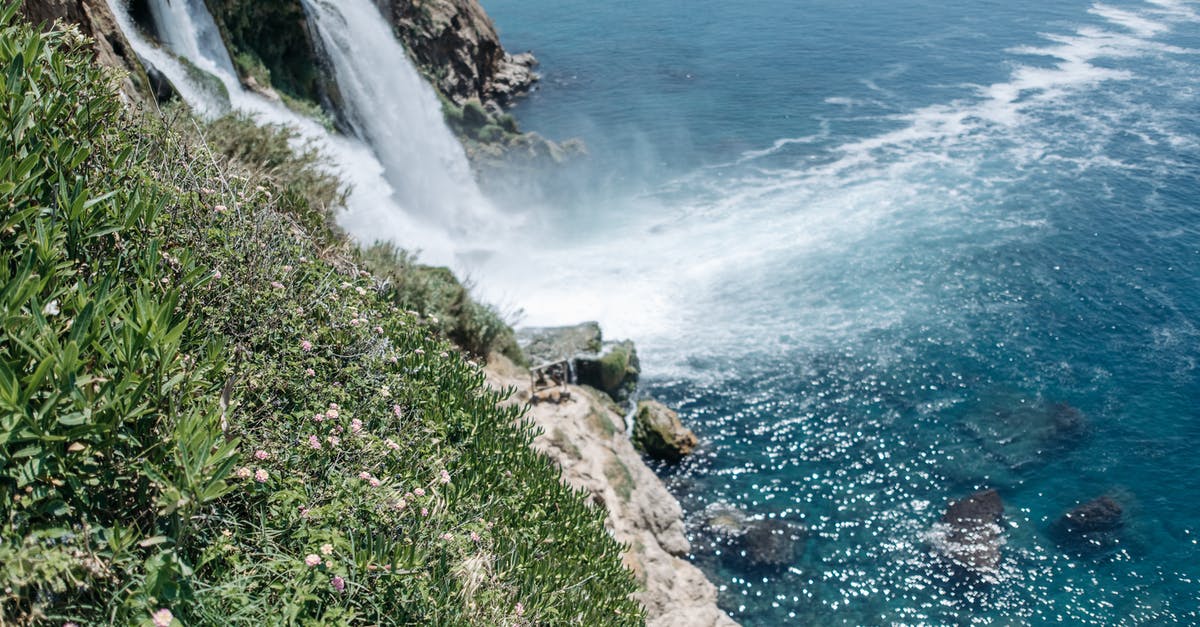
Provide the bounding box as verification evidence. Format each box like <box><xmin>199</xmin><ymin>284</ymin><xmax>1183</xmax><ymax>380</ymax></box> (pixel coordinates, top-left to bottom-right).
<box><xmin>0</xmin><ymin>9</ymin><xmax>638</xmax><ymax>625</ymax></box>
<box><xmin>361</xmin><ymin>242</ymin><xmax>527</xmax><ymax>365</ymax></box>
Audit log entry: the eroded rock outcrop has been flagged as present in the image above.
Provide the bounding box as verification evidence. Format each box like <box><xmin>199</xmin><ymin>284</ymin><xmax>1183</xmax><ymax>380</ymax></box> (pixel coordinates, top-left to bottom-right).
<box><xmin>371</xmin><ymin>0</ymin><xmax>536</xmax><ymax>111</ymax></box>
<box><xmin>634</xmin><ymin>400</ymin><xmax>699</xmax><ymax>462</ymax></box>
<box><xmin>19</xmin><ymin>0</ymin><xmax>152</xmax><ymax>103</ymax></box>
<box><xmin>485</xmin><ymin>354</ymin><xmax>738</xmax><ymax>627</ymax></box>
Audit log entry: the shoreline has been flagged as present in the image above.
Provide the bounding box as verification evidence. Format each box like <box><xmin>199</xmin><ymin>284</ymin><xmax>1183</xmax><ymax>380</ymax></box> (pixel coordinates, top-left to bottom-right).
<box><xmin>485</xmin><ymin>353</ymin><xmax>739</xmax><ymax>627</ymax></box>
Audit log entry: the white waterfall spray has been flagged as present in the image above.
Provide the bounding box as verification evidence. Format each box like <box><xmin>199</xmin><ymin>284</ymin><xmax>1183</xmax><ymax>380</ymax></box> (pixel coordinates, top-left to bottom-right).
<box><xmin>106</xmin><ymin>0</ymin><xmax>507</xmax><ymax>267</ymax></box>
<box><xmin>300</xmin><ymin>0</ymin><xmax>504</xmax><ymax>242</ymax></box>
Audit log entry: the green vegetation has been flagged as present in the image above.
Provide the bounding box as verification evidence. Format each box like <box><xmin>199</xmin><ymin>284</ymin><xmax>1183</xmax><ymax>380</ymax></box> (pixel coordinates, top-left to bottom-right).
<box><xmin>360</xmin><ymin>242</ymin><xmax>526</xmax><ymax>365</ymax></box>
<box><xmin>604</xmin><ymin>459</ymin><xmax>635</xmax><ymax>503</ymax></box>
<box><xmin>205</xmin><ymin>0</ymin><xmax>322</xmax><ymax>106</ymax></box>
<box><xmin>0</xmin><ymin>10</ymin><xmax>640</xmax><ymax>625</ymax></box>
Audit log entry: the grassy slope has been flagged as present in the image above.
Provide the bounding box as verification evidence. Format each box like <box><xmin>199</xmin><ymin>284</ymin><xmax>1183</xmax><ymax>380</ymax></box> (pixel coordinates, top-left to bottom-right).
<box><xmin>0</xmin><ymin>10</ymin><xmax>639</xmax><ymax>625</ymax></box>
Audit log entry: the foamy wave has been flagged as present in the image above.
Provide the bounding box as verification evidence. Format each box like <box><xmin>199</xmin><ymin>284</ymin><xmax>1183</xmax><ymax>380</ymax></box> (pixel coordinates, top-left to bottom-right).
<box><xmin>481</xmin><ymin>0</ymin><xmax>1199</xmax><ymax>376</ymax></box>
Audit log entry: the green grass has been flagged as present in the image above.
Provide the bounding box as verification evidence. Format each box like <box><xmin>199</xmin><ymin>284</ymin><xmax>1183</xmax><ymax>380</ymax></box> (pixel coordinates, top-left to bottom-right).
<box><xmin>0</xmin><ymin>9</ymin><xmax>640</xmax><ymax>625</ymax></box>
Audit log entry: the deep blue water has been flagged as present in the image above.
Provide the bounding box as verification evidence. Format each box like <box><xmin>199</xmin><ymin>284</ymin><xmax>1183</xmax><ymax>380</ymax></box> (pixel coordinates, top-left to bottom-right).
<box><xmin>480</xmin><ymin>0</ymin><xmax>1200</xmax><ymax>623</ymax></box>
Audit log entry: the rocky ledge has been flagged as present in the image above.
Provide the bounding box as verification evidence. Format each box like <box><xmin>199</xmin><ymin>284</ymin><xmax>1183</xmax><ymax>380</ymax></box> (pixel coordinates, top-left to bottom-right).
<box><xmin>372</xmin><ymin>0</ymin><xmax>537</xmax><ymax>112</ymax></box>
<box><xmin>485</xmin><ymin>353</ymin><xmax>738</xmax><ymax>627</ymax></box>
<box><xmin>19</xmin><ymin>0</ymin><xmax>152</xmax><ymax>103</ymax></box>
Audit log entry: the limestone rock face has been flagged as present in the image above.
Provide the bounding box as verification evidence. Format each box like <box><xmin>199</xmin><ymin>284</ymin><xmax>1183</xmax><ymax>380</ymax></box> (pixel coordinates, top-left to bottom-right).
<box><xmin>634</xmin><ymin>400</ymin><xmax>699</xmax><ymax>462</ymax></box>
<box><xmin>372</xmin><ymin>0</ymin><xmax>537</xmax><ymax>111</ymax></box>
<box><xmin>19</xmin><ymin>0</ymin><xmax>152</xmax><ymax>103</ymax></box>
<box><xmin>517</xmin><ymin>321</ymin><xmax>603</xmax><ymax>365</ymax></box>
<box><xmin>485</xmin><ymin>354</ymin><xmax>738</xmax><ymax>627</ymax></box>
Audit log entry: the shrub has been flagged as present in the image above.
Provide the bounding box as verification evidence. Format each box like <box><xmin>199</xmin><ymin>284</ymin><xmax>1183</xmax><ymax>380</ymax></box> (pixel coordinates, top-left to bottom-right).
<box><xmin>360</xmin><ymin>242</ymin><xmax>527</xmax><ymax>365</ymax></box>
<box><xmin>0</xmin><ymin>9</ymin><xmax>638</xmax><ymax>625</ymax></box>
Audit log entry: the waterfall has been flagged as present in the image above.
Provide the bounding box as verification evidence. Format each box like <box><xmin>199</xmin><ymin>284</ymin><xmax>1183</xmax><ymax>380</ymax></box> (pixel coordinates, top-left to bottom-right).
<box><xmin>299</xmin><ymin>0</ymin><xmax>502</xmax><ymax>241</ymax></box>
<box><xmin>143</xmin><ymin>0</ymin><xmax>236</xmax><ymax>80</ymax></box>
<box><xmin>106</xmin><ymin>0</ymin><xmax>508</xmax><ymax>267</ymax></box>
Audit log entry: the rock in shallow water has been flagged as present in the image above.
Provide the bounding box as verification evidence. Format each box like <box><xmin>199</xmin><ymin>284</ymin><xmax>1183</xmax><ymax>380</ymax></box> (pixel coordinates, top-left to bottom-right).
<box><xmin>633</xmin><ymin>400</ymin><xmax>698</xmax><ymax>462</ymax></box>
<box><xmin>1051</xmin><ymin>495</ymin><xmax>1125</xmax><ymax>554</ymax></box>
<box><xmin>739</xmin><ymin>519</ymin><xmax>805</xmax><ymax>569</ymax></box>
<box><xmin>931</xmin><ymin>489</ymin><xmax>1006</xmax><ymax>577</ymax></box>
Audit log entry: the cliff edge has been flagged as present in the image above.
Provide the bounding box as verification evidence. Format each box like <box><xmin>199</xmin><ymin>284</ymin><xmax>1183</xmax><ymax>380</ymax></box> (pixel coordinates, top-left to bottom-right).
<box><xmin>486</xmin><ymin>355</ymin><xmax>739</xmax><ymax>627</ymax></box>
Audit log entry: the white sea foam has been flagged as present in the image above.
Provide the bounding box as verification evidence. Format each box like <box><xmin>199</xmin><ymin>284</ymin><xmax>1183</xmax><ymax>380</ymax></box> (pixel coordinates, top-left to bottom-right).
<box><xmin>476</xmin><ymin>0</ymin><xmax>1199</xmax><ymax>375</ymax></box>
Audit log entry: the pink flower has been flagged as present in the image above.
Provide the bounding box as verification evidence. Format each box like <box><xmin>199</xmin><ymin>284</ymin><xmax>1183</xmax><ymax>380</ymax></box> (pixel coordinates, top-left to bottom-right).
<box><xmin>356</xmin><ymin>287</ymin><xmax>367</xmax><ymax>296</ymax></box>
<box><xmin>282</xmin><ymin>265</ymin><xmax>293</xmax><ymax>272</ymax></box>
<box><xmin>235</xmin><ymin>467</ymin><xmax>252</xmax><ymax>479</ymax></box>
<box><xmin>270</xmin><ymin>281</ymin><xmax>284</xmax><ymax>290</ymax></box>
<box><xmin>414</xmin><ymin>348</ymin><xmax>425</xmax><ymax>355</ymax></box>
<box><xmin>421</xmin><ymin>507</ymin><xmax>429</xmax><ymax>517</ymax></box>
<box><xmin>299</xmin><ymin>506</ymin><xmax>311</xmax><ymax>518</ymax></box>
<box><xmin>305</xmin><ymin>554</ymin><xmax>322</xmax><ymax>567</ymax></box>
<box><xmin>213</xmin><ymin>204</ymin><xmax>226</xmax><ymax>213</ymax></box>
<box><xmin>385</xmin><ymin>438</ymin><xmax>400</xmax><ymax>451</ymax></box>
<box><xmin>151</xmin><ymin>609</ymin><xmax>173</xmax><ymax>627</ymax></box>
<box><xmin>350</xmin><ymin>419</ymin><xmax>363</xmax><ymax>434</ymax></box>
<box><xmin>213</xmin><ymin>270</ymin><xmax>222</xmax><ymax>279</ymax></box>
<box><xmin>440</xmin><ymin>470</ymin><xmax>451</xmax><ymax>484</ymax></box>
<box><xmin>305</xmin><ymin>368</ymin><xmax>315</xmax><ymax>377</ymax></box>
<box><xmin>369</xmin><ymin>477</ymin><xmax>381</xmax><ymax>487</ymax></box>
<box><xmin>359</xmin><ymin>471</ymin><xmax>372</xmax><ymax>481</ymax></box>
<box><xmin>414</xmin><ymin>488</ymin><xmax>426</xmax><ymax>497</ymax></box>
<box><xmin>516</xmin><ymin>602</ymin><xmax>525</xmax><ymax>617</ymax></box>
<box><xmin>300</xmin><ymin>340</ymin><xmax>313</xmax><ymax>352</ymax></box>
<box><xmin>349</xmin><ymin>318</ymin><xmax>361</xmax><ymax>326</ymax></box>
<box><xmin>329</xmin><ymin>403</ymin><xmax>340</xmax><ymax>410</ymax></box>
<box><xmin>313</xmin><ymin>413</ymin><xmax>324</xmax><ymax>423</ymax></box>
<box><xmin>308</xmin><ymin>435</ymin><xmax>322</xmax><ymax>450</ymax></box>
<box><xmin>374</xmin><ymin>326</ymin><xmax>384</xmax><ymax>334</ymax></box>
<box><xmin>394</xmin><ymin>498</ymin><xmax>407</xmax><ymax>511</ymax></box>
<box><xmin>327</xmin><ymin>436</ymin><xmax>340</xmax><ymax>447</ymax></box>
<box><xmin>441</xmin><ymin>533</ymin><xmax>453</xmax><ymax>541</ymax></box>
<box><xmin>320</xmin><ymin>543</ymin><xmax>334</xmax><ymax>555</ymax></box>
<box><xmin>254</xmin><ymin>469</ymin><xmax>269</xmax><ymax>483</ymax></box>
<box><xmin>331</xmin><ymin>575</ymin><xmax>346</xmax><ymax>592</ymax></box>
<box><xmin>470</xmin><ymin>531</ymin><xmax>481</xmax><ymax>542</ymax></box>
<box><xmin>392</xmin><ymin>404</ymin><xmax>402</xmax><ymax>417</ymax></box>
<box><xmin>254</xmin><ymin>450</ymin><xmax>269</xmax><ymax>460</ymax></box>
<box><xmin>326</xmin><ymin>408</ymin><xmax>339</xmax><ymax>420</ymax></box>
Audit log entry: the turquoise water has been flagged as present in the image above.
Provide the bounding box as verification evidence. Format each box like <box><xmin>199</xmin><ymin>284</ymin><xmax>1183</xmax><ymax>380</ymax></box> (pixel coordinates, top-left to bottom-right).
<box><xmin>480</xmin><ymin>0</ymin><xmax>1200</xmax><ymax>623</ymax></box>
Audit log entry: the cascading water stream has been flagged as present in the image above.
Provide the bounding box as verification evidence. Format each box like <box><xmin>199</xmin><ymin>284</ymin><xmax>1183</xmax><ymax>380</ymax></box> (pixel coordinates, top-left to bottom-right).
<box><xmin>300</xmin><ymin>0</ymin><xmax>505</xmax><ymax>243</ymax></box>
<box><xmin>106</xmin><ymin>0</ymin><xmax>506</xmax><ymax>267</ymax></box>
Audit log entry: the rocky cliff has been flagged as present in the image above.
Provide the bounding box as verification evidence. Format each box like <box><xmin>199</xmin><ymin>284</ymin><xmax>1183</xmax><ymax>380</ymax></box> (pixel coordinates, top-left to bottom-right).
<box><xmin>372</xmin><ymin>0</ymin><xmax>537</xmax><ymax>112</ymax></box>
<box><xmin>486</xmin><ymin>355</ymin><xmax>739</xmax><ymax>627</ymax></box>
<box><xmin>19</xmin><ymin>0</ymin><xmax>152</xmax><ymax>103</ymax></box>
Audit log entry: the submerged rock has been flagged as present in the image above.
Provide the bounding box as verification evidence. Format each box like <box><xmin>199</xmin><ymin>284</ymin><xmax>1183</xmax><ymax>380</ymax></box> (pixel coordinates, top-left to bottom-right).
<box><xmin>633</xmin><ymin>400</ymin><xmax>698</xmax><ymax>462</ymax></box>
<box><xmin>739</xmin><ymin>519</ymin><xmax>804</xmax><ymax>569</ymax></box>
<box><xmin>932</xmin><ymin>489</ymin><xmax>1005</xmax><ymax>577</ymax></box>
<box><xmin>1051</xmin><ymin>495</ymin><xmax>1124</xmax><ymax>554</ymax></box>
<box><xmin>959</xmin><ymin>400</ymin><xmax>1089</xmax><ymax>473</ymax></box>
<box><xmin>1060</xmin><ymin>496</ymin><xmax>1123</xmax><ymax>533</ymax></box>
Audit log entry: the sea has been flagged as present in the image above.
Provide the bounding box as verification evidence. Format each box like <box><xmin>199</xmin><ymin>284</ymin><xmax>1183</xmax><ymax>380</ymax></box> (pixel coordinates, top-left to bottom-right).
<box><xmin>472</xmin><ymin>0</ymin><xmax>1200</xmax><ymax>624</ymax></box>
